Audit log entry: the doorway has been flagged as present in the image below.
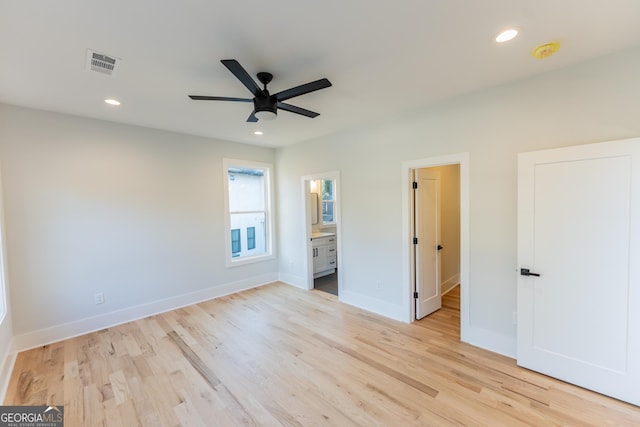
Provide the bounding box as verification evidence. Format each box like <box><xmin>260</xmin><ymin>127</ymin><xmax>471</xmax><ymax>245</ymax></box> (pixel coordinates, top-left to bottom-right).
<box><xmin>414</xmin><ymin>165</ymin><xmax>460</xmax><ymax>319</ymax></box>
<box><xmin>401</xmin><ymin>153</ymin><xmax>470</xmax><ymax>340</ymax></box>
<box><xmin>302</xmin><ymin>172</ymin><xmax>342</xmax><ymax>296</ymax></box>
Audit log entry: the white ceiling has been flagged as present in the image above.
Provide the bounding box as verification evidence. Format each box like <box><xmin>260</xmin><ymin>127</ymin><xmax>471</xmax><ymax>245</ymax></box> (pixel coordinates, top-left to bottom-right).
<box><xmin>1</xmin><ymin>1</ymin><xmax>640</xmax><ymax>147</ymax></box>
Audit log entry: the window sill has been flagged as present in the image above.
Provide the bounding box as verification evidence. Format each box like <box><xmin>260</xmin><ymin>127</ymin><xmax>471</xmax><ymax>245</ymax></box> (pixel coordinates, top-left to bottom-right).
<box><xmin>226</xmin><ymin>253</ymin><xmax>276</xmax><ymax>268</ymax></box>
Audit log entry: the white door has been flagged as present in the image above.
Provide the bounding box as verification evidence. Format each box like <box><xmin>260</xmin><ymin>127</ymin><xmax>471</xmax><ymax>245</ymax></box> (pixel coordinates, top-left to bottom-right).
<box><xmin>517</xmin><ymin>138</ymin><xmax>640</xmax><ymax>405</ymax></box>
<box><xmin>415</xmin><ymin>169</ymin><xmax>441</xmax><ymax>319</ymax></box>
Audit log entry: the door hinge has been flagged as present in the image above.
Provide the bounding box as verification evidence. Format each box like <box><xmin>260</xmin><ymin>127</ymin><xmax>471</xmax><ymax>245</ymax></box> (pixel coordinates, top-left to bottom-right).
<box><xmin>414</xmin><ymin>292</ymin><xmax>419</xmax><ymax>299</ymax></box>
<box><xmin>412</xmin><ymin>181</ymin><xmax>418</xmax><ymax>189</ymax></box>
<box><xmin>413</xmin><ymin>237</ymin><xmax>418</xmax><ymax>244</ymax></box>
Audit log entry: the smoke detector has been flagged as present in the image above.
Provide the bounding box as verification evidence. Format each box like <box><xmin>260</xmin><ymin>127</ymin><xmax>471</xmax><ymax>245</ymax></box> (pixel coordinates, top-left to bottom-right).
<box><xmin>532</xmin><ymin>42</ymin><xmax>561</xmax><ymax>59</ymax></box>
<box><xmin>86</xmin><ymin>49</ymin><xmax>120</xmax><ymax>76</ymax></box>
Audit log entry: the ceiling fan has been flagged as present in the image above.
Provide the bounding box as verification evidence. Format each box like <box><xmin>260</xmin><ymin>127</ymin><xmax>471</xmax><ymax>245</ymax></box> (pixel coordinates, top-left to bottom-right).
<box><xmin>189</xmin><ymin>59</ymin><xmax>332</xmax><ymax>122</ymax></box>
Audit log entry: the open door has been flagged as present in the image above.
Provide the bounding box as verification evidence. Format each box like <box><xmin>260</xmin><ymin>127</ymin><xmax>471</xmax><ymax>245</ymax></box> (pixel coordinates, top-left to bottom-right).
<box><xmin>415</xmin><ymin>168</ymin><xmax>441</xmax><ymax>319</ymax></box>
<box><xmin>517</xmin><ymin>138</ymin><xmax>640</xmax><ymax>405</ymax></box>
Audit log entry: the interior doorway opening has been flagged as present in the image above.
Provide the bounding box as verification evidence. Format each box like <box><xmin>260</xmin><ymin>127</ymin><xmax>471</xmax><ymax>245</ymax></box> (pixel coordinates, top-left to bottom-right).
<box><xmin>401</xmin><ymin>153</ymin><xmax>469</xmax><ymax>341</ymax></box>
<box><xmin>413</xmin><ymin>164</ymin><xmax>460</xmax><ymax>320</ymax></box>
<box><xmin>302</xmin><ymin>172</ymin><xmax>342</xmax><ymax>296</ymax></box>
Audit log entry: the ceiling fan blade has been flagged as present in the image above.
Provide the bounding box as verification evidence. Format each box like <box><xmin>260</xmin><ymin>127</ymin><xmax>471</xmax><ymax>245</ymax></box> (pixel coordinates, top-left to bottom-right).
<box><xmin>247</xmin><ymin>111</ymin><xmax>258</xmax><ymax>122</ymax></box>
<box><xmin>221</xmin><ymin>59</ymin><xmax>262</xmax><ymax>96</ymax></box>
<box><xmin>274</xmin><ymin>78</ymin><xmax>332</xmax><ymax>102</ymax></box>
<box><xmin>189</xmin><ymin>95</ymin><xmax>252</xmax><ymax>102</ymax></box>
<box><xmin>277</xmin><ymin>102</ymin><xmax>320</xmax><ymax>118</ymax></box>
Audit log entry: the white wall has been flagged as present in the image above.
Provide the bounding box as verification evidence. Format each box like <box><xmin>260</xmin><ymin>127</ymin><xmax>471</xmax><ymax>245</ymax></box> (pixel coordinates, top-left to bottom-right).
<box><xmin>0</xmin><ymin>104</ymin><xmax>277</xmax><ymax>348</ymax></box>
<box><xmin>276</xmin><ymin>46</ymin><xmax>640</xmax><ymax>356</ymax></box>
<box><xmin>0</xmin><ymin>165</ymin><xmax>14</xmax><ymax>401</ymax></box>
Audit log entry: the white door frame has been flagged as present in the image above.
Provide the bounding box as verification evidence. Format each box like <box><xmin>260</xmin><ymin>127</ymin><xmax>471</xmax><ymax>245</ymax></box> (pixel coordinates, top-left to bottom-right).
<box><xmin>301</xmin><ymin>171</ymin><xmax>343</xmax><ymax>292</ymax></box>
<box><xmin>401</xmin><ymin>153</ymin><xmax>470</xmax><ymax>340</ymax></box>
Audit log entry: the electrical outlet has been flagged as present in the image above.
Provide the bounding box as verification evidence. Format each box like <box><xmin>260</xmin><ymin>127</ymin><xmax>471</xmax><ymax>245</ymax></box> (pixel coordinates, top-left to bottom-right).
<box><xmin>94</xmin><ymin>292</ymin><xmax>105</xmax><ymax>305</ymax></box>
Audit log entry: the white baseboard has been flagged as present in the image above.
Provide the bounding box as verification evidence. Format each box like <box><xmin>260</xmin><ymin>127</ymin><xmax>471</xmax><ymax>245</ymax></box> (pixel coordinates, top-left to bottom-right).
<box><xmin>278</xmin><ymin>272</ymin><xmax>307</xmax><ymax>290</ymax></box>
<box><xmin>11</xmin><ymin>273</ymin><xmax>278</xmax><ymax>353</ymax></box>
<box><xmin>0</xmin><ymin>345</ymin><xmax>16</xmax><ymax>404</ymax></box>
<box><xmin>340</xmin><ymin>289</ymin><xmax>405</xmax><ymax>322</ymax></box>
<box><xmin>441</xmin><ymin>274</ymin><xmax>460</xmax><ymax>295</ymax></box>
<box><xmin>462</xmin><ymin>325</ymin><xmax>516</xmax><ymax>359</ymax></box>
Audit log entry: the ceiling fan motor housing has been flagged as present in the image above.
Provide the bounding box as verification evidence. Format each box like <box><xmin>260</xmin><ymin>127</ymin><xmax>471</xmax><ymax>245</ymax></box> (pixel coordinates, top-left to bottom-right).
<box><xmin>253</xmin><ymin>93</ymin><xmax>278</xmax><ymax>117</ymax></box>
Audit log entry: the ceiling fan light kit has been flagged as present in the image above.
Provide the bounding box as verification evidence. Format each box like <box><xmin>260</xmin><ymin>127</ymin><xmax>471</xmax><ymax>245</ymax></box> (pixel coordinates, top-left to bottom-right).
<box><xmin>189</xmin><ymin>59</ymin><xmax>331</xmax><ymax>122</ymax></box>
<box><xmin>255</xmin><ymin>109</ymin><xmax>277</xmax><ymax>120</ymax></box>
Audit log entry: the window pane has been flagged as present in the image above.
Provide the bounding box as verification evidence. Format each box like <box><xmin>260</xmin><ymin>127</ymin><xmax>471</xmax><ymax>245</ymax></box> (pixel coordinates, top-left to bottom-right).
<box><xmin>247</xmin><ymin>226</ymin><xmax>256</xmax><ymax>250</ymax></box>
<box><xmin>230</xmin><ymin>212</ymin><xmax>266</xmax><ymax>257</ymax></box>
<box><xmin>228</xmin><ymin>167</ymin><xmax>265</xmax><ymax>212</ymax></box>
<box><xmin>231</xmin><ymin>229</ymin><xmax>241</xmax><ymax>256</ymax></box>
<box><xmin>322</xmin><ymin>180</ymin><xmax>333</xmax><ymax>201</ymax></box>
<box><xmin>322</xmin><ymin>201</ymin><xmax>334</xmax><ymax>223</ymax></box>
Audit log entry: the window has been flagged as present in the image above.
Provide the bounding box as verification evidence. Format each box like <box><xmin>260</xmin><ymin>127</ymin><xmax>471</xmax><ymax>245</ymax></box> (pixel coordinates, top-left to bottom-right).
<box><xmin>223</xmin><ymin>159</ymin><xmax>274</xmax><ymax>265</ymax></box>
<box><xmin>247</xmin><ymin>226</ymin><xmax>256</xmax><ymax>250</ymax></box>
<box><xmin>321</xmin><ymin>179</ymin><xmax>335</xmax><ymax>224</ymax></box>
<box><xmin>231</xmin><ymin>229</ymin><xmax>241</xmax><ymax>256</ymax></box>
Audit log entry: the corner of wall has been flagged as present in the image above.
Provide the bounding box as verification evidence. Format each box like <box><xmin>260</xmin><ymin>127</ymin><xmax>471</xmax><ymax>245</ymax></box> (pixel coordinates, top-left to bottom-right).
<box><xmin>0</xmin><ymin>339</ymin><xmax>17</xmax><ymax>404</ymax></box>
<box><xmin>277</xmin><ymin>273</ymin><xmax>308</xmax><ymax>290</ymax></box>
<box><xmin>340</xmin><ymin>289</ymin><xmax>406</xmax><ymax>322</ymax></box>
<box><xmin>462</xmin><ymin>325</ymin><xmax>517</xmax><ymax>359</ymax></box>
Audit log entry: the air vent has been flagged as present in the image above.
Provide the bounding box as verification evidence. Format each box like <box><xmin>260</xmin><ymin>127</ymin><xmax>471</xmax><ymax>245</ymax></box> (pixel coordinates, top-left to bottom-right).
<box><xmin>86</xmin><ymin>49</ymin><xmax>120</xmax><ymax>76</ymax></box>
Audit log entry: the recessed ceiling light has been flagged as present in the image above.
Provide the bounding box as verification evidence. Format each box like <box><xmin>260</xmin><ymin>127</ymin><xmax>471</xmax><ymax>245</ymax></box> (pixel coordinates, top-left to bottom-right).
<box><xmin>254</xmin><ymin>131</ymin><xmax>264</xmax><ymax>135</ymax></box>
<box><xmin>104</xmin><ymin>98</ymin><xmax>121</xmax><ymax>106</ymax></box>
<box><xmin>496</xmin><ymin>29</ymin><xmax>519</xmax><ymax>43</ymax></box>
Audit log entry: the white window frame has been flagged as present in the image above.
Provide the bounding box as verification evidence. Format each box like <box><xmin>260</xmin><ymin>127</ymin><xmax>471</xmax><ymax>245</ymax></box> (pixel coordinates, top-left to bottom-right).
<box><xmin>222</xmin><ymin>158</ymin><xmax>275</xmax><ymax>267</ymax></box>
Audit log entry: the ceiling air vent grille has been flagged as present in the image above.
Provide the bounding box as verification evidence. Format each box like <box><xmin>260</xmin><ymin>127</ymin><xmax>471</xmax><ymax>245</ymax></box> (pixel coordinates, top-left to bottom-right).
<box><xmin>86</xmin><ymin>50</ymin><xmax>119</xmax><ymax>76</ymax></box>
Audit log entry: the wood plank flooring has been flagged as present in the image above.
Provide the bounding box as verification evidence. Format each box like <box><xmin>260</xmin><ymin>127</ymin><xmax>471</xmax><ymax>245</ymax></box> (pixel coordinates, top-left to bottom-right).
<box><xmin>4</xmin><ymin>282</ymin><xmax>640</xmax><ymax>426</ymax></box>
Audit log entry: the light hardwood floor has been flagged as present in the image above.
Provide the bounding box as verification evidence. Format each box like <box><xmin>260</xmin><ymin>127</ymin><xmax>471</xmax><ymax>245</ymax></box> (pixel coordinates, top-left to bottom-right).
<box><xmin>4</xmin><ymin>283</ymin><xmax>640</xmax><ymax>426</ymax></box>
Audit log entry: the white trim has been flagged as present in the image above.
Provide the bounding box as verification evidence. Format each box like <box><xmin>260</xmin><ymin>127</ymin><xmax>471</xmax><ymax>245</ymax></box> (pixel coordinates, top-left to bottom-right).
<box><xmin>340</xmin><ymin>289</ymin><xmax>405</xmax><ymax>322</ymax></box>
<box><xmin>0</xmin><ymin>164</ymin><xmax>9</xmax><ymax>330</ymax></box>
<box><xmin>441</xmin><ymin>273</ymin><xmax>460</xmax><ymax>295</ymax></box>
<box><xmin>11</xmin><ymin>273</ymin><xmax>278</xmax><ymax>353</ymax></box>
<box><xmin>301</xmin><ymin>172</ymin><xmax>342</xmax><ymax>294</ymax></box>
<box><xmin>0</xmin><ymin>344</ymin><xmax>16</xmax><ymax>403</ymax></box>
<box><xmin>277</xmin><ymin>272</ymin><xmax>307</xmax><ymax>289</ymax></box>
<box><xmin>222</xmin><ymin>158</ymin><xmax>276</xmax><ymax>267</ymax></box>
<box><xmin>401</xmin><ymin>153</ymin><xmax>470</xmax><ymax>343</ymax></box>
<box><xmin>465</xmin><ymin>326</ymin><xmax>516</xmax><ymax>358</ymax></box>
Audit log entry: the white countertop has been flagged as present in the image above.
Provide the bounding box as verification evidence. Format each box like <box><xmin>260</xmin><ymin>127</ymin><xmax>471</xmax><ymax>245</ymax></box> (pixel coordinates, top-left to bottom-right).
<box><xmin>311</xmin><ymin>232</ymin><xmax>336</xmax><ymax>239</ymax></box>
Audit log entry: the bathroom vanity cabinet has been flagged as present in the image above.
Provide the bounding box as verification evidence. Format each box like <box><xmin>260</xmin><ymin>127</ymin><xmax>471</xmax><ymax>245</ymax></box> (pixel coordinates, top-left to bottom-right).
<box><xmin>311</xmin><ymin>233</ymin><xmax>336</xmax><ymax>278</ymax></box>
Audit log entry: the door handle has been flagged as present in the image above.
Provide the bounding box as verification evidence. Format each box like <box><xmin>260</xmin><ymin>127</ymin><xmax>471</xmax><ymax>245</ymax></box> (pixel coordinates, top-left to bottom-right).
<box><xmin>437</xmin><ymin>245</ymin><xmax>443</xmax><ymax>251</ymax></box>
<box><xmin>520</xmin><ymin>268</ymin><xmax>541</xmax><ymax>277</ymax></box>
